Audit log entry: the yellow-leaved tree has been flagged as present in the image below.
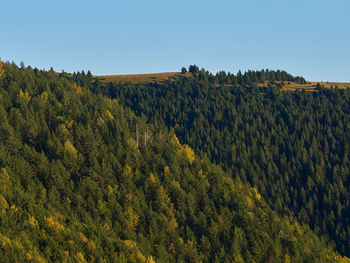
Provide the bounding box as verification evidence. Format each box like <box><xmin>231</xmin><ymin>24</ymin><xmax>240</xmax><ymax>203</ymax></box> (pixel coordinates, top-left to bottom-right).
<box><xmin>178</xmin><ymin>144</ymin><xmax>195</xmax><ymax>164</ymax></box>
<box><xmin>0</xmin><ymin>60</ymin><xmax>4</xmax><ymax>81</ymax></box>
<box><xmin>0</xmin><ymin>194</ymin><xmax>8</xmax><ymax>212</ymax></box>
<box><xmin>146</xmin><ymin>256</ymin><xmax>156</xmax><ymax>263</ymax></box>
<box><xmin>64</xmin><ymin>139</ymin><xmax>78</xmax><ymax>158</ymax></box>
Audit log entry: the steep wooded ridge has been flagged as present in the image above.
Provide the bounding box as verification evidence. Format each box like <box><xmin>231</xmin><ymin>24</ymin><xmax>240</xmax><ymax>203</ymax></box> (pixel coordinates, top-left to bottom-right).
<box><xmin>0</xmin><ymin>61</ymin><xmax>348</xmax><ymax>262</ymax></box>
<box><xmin>94</xmin><ymin>65</ymin><xmax>350</xmax><ymax>258</ymax></box>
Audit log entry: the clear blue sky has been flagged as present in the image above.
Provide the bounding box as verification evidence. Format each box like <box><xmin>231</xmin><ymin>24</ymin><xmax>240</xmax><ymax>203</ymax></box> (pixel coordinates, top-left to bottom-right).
<box><xmin>1</xmin><ymin>0</ymin><xmax>349</xmax><ymax>81</ymax></box>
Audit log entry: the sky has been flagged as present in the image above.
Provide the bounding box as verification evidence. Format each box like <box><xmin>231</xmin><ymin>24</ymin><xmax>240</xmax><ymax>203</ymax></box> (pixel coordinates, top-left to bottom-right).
<box><xmin>1</xmin><ymin>0</ymin><xmax>350</xmax><ymax>81</ymax></box>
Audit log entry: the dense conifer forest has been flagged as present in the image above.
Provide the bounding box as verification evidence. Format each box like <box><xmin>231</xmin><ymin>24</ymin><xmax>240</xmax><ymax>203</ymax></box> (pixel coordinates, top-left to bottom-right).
<box><xmin>94</xmin><ymin>66</ymin><xmax>350</xmax><ymax>258</ymax></box>
<box><xmin>0</xmin><ymin>60</ymin><xmax>349</xmax><ymax>262</ymax></box>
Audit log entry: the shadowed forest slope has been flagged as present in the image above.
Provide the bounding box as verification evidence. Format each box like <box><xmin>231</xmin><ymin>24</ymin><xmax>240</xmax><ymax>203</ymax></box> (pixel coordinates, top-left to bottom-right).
<box><xmin>94</xmin><ymin>66</ymin><xmax>350</xmax><ymax>257</ymax></box>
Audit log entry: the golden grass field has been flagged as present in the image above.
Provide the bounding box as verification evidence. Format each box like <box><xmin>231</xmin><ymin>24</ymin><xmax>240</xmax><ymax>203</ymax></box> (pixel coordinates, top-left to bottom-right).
<box><xmin>96</xmin><ymin>72</ymin><xmax>188</xmax><ymax>84</ymax></box>
<box><xmin>281</xmin><ymin>82</ymin><xmax>350</xmax><ymax>91</ymax></box>
<box><xmin>96</xmin><ymin>72</ymin><xmax>350</xmax><ymax>90</ymax></box>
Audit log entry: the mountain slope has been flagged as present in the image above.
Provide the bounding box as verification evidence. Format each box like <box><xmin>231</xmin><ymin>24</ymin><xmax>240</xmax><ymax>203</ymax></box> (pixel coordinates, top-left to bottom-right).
<box><xmin>0</xmin><ymin>61</ymin><xmax>348</xmax><ymax>262</ymax></box>
<box><xmin>94</xmin><ymin>66</ymin><xmax>350</xmax><ymax>257</ymax></box>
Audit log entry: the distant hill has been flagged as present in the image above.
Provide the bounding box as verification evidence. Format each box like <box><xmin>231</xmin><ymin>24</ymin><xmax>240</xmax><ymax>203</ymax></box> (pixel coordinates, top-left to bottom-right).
<box><xmin>96</xmin><ymin>72</ymin><xmax>350</xmax><ymax>90</ymax></box>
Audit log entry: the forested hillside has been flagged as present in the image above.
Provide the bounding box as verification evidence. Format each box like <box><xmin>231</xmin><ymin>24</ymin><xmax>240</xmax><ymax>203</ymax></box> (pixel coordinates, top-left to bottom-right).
<box><xmin>1</xmin><ymin>61</ymin><xmax>347</xmax><ymax>262</ymax></box>
<box><xmin>96</xmin><ymin>66</ymin><xmax>350</xmax><ymax>257</ymax></box>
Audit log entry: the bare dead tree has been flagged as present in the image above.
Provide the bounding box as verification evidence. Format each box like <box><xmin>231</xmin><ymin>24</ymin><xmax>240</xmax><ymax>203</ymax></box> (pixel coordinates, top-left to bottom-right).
<box><xmin>144</xmin><ymin>128</ymin><xmax>151</xmax><ymax>148</ymax></box>
<box><xmin>136</xmin><ymin>123</ymin><xmax>139</xmax><ymax>147</ymax></box>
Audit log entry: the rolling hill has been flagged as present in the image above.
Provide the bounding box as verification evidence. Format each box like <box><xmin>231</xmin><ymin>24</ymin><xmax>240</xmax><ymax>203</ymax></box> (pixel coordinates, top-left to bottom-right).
<box><xmin>96</xmin><ymin>71</ymin><xmax>350</xmax><ymax>90</ymax></box>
